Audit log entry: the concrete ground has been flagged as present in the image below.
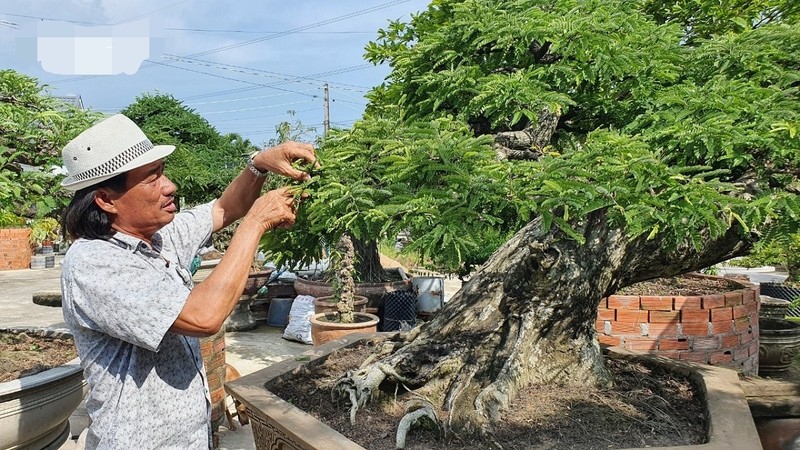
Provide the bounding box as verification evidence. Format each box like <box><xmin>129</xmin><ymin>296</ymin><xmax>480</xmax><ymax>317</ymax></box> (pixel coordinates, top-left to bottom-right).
<box><xmin>0</xmin><ymin>256</ymin><xmax>463</xmax><ymax>450</ymax></box>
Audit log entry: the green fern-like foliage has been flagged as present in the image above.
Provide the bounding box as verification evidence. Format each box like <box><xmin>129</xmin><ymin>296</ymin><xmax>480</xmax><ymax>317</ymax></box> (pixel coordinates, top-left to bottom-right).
<box><xmin>264</xmin><ymin>0</ymin><xmax>800</xmax><ymax>279</ymax></box>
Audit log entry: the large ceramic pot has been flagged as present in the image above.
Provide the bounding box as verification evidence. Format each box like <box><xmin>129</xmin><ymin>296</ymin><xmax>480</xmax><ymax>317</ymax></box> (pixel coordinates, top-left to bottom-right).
<box><xmin>0</xmin><ymin>330</ymin><xmax>87</xmax><ymax>450</ymax></box>
<box><xmin>759</xmin><ymin>318</ymin><xmax>800</xmax><ymax>375</ymax></box>
<box><xmin>309</xmin><ymin>312</ymin><xmax>379</xmax><ymax>346</ymax></box>
<box><xmin>294</xmin><ymin>277</ymin><xmax>410</xmax><ymax>308</ymax></box>
<box><xmin>760</xmin><ymin>295</ymin><xmax>792</xmax><ymax>320</ymax></box>
<box><xmin>313</xmin><ymin>295</ymin><xmax>368</xmax><ymax>314</ymax></box>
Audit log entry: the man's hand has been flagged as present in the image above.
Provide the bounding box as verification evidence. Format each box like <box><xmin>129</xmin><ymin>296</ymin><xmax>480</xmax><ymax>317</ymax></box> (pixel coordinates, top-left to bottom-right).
<box><xmin>245</xmin><ymin>188</ymin><xmax>298</xmax><ymax>232</ymax></box>
<box><xmin>254</xmin><ymin>141</ymin><xmax>317</xmax><ymax>181</ymax></box>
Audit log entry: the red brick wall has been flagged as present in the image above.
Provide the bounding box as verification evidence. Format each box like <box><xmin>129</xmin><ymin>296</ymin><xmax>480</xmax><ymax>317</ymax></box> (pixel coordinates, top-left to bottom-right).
<box><xmin>597</xmin><ymin>274</ymin><xmax>760</xmax><ymax>375</ymax></box>
<box><xmin>0</xmin><ymin>228</ymin><xmax>32</xmax><ymax>270</ymax></box>
<box><xmin>201</xmin><ymin>328</ymin><xmax>226</xmax><ymax>446</ymax></box>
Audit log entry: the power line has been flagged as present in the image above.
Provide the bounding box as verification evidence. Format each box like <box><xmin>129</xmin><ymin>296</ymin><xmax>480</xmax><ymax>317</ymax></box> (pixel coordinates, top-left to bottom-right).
<box><xmin>164</xmin><ymin>55</ymin><xmax>373</xmax><ymax>92</ymax></box>
<box><xmin>166</xmin><ymin>27</ymin><xmax>375</xmax><ymax>34</ymax></box>
<box><xmin>185</xmin><ymin>0</ymin><xmax>410</xmax><ymax>58</ymax></box>
<box><xmin>200</xmin><ymin>99</ymin><xmax>316</xmax><ymax>115</ymax></box>
<box><xmin>184</xmin><ymin>88</ymin><xmax>318</xmax><ymax>106</ymax></box>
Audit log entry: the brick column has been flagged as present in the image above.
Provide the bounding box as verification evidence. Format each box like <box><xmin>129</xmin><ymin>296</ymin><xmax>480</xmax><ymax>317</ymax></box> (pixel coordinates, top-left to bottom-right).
<box><xmin>596</xmin><ymin>274</ymin><xmax>760</xmax><ymax>375</ymax></box>
<box><xmin>200</xmin><ymin>327</ymin><xmax>226</xmax><ymax>448</ymax></box>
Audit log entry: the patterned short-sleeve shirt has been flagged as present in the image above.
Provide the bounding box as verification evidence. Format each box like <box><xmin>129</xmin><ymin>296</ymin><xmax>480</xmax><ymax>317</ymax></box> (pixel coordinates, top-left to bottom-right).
<box><xmin>61</xmin><ymin>201</ymin><xmax>215</xmax><ymax>449</ymax></box>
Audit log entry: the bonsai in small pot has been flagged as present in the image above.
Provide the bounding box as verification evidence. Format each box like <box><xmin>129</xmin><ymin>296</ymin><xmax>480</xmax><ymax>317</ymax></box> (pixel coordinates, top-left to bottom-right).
<box><xmin>309</xmin><ymin>234</ymin><xmax>379</xmax><ymax>345</ymax></box>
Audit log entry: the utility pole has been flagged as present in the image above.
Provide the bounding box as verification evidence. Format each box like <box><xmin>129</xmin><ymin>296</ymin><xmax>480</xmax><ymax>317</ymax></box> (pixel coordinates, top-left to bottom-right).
<box><xmin>323</xmin><ymin>83</ymin><xmax>330</xmax><ymax>135</ymax></box>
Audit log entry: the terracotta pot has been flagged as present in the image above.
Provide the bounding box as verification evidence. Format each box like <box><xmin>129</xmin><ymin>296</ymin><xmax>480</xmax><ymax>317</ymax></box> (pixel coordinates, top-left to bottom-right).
<box><xmin>309</xmin><ymin>312</ymin><xmax>379</xmax><ymax>346</ymax></box>
<box><xmin>313</xmin><ymin>295</ymin><xmax>368</xmax><ymax>314</ymax></box>
<box><xmin>0</xmin><ymin>329</ymin><xmax>87</xmax><ymax>450</ymax></box>
<box><xmin>294</xmin><ymin>277</ymin><xmax>410</xmax><ymax>307</ymax></box>
<box><xmin>243</xmin><ymin>270</ymin><xmax>274</xmax><ymax>296</ymax></box>
<box><xmin>758</xmin><ymin>318</ymin><xmax>800</xmax><ymax>375</ymax></box>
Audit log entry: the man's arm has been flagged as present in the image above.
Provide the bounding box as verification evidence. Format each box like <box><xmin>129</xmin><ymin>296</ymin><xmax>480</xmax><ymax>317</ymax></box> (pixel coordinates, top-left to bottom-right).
<box><xmin>171</xmin><ymin>188</ymin><xmax>299</xmax><ymax>336</ymax></box>
<box><xmin>211</xmin><ymin>141</ymin><xmax>316</xmax><ymax>232</ymax></box>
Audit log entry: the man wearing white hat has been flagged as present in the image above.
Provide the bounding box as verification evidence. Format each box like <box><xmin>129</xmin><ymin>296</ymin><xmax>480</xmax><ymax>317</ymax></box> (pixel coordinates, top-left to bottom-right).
<box><xmin>58</xmin><ymin>114</ymin><xmax>316</xmax><ymax>449</ymax></box>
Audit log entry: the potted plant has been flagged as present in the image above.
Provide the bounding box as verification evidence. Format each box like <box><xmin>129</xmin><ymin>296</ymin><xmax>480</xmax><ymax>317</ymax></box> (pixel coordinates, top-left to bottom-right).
<box><xmin>309</xmin><ymin>235</ymin><xmax>379</xmax><ymax>345</ymax></box>
<box><xmin>29</xmin><ymin>217</ymin><xmax>60</xmax><ymax>253</ymax></box>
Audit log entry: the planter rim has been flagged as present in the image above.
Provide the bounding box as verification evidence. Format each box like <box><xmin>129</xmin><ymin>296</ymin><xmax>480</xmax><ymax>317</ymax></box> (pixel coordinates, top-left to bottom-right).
<box><xmin>295</xmin><ymin>277</ymin><xmax>410</xmax><ymax>289</ymax></box>
<box><xmin>227</xmin><ymin>333</ymin><xmax>761</xmax><ymax>450</ymax></box>
<box><xmin>313</xmin><ymin>295</ymin><xmax>368</xmax><ymax>304</ymax></box>
<box><xmin>759</xmin><ymin>317</ymin><xmax>800</xmax><ymax>332</ymax></box>
<box><xmin>0</xmin><ymin>357</ymin><xmax>82</xmax><ymax>398</ymax></box>
<box><xmin>310</xmin><ymin>312</ymin><xmax>379</xmax><ymax>329</ymax></box>
<box><xmin>0</xmin><ymin>327</ymin><xmax>82</xmax><ymax>398</ymax></box>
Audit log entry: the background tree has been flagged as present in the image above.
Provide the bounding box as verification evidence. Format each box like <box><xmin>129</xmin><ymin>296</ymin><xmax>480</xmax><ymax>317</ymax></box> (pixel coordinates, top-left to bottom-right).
<box><xmin>0</xmin><ymin>70</ymin><xmax>100</xmax><ymax>222</ymax></box>
<box><xmin>270</xmin><ymin>0</ymin><xmax>800</xmax><ymax>438</ymax></box>
<box><xmin>121</xmin><ymin>93</ymin><xmax>256</xmax><ymax>208</ymax></box>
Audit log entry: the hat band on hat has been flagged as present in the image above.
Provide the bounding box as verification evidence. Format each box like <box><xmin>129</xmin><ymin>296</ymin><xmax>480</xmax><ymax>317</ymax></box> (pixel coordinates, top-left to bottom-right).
<box><xmin>71</xmin><ymin>138</ymin><xmax>155</xmax><ymax>182</ymax></box>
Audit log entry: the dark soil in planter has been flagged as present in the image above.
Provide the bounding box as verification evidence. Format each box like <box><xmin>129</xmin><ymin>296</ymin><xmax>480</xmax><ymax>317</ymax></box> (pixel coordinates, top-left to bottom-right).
<box><xmin>269</xmin><ymin>343</ymin><xmax>706</xmax><ymax>450</ymax></box>
<box><xmin>617</xmin><ymin>273</ymin><xmax>741</xmax><ymax>296</ymax></box>
<box><xmin>0</xmin><ymin>331</ymin><xmax>77</xmax><ymax>382</ymax></box>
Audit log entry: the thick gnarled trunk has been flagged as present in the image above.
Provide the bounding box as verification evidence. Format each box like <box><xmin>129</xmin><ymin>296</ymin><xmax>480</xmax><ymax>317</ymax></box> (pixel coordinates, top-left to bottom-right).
<box><xmin>338</xmin><ymin>209</ymin><xmax>751</xmax><ymax>434</ymax></box>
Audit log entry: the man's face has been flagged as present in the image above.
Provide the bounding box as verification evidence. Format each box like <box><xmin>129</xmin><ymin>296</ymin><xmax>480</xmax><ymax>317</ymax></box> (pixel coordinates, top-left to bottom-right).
<box><xmin>102</xmin><ymin>159</ymin><xmax>178</xmax><ymax>242</ymax></box>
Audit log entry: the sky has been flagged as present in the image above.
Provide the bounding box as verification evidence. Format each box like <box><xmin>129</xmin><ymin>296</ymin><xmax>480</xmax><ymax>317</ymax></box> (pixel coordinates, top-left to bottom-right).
<box><xmin>0</xmin><ymin>0</ymin><xmax>430</xmax><ymax>146</ymax></box>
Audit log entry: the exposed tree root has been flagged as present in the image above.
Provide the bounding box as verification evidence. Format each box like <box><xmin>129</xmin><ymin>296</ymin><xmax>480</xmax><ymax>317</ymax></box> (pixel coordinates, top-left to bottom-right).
<box><xmin>395</xmin><ymin>399</ymin><xmax>439</xmax><ymax>450</ymax></box>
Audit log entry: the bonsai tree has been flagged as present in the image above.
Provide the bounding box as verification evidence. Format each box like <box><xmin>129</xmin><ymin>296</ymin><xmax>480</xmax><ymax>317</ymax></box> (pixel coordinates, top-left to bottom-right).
<box><xmin>262</xmin><ymin>0</ymin><xmax>800</xmax><ymax>439</ymax></box>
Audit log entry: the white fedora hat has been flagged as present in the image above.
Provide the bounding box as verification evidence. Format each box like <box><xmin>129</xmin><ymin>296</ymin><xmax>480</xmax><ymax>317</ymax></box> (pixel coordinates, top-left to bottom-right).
<box><xmin>61</xmin><ymin>114</ymin><xmax>175</xmax><ymax>191</ymax></box>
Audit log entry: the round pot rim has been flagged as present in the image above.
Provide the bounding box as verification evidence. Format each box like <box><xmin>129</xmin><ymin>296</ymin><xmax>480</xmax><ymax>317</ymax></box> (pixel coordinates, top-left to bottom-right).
<box><xmin>313</xmin><ymin>295</ymin><xmax>368</xmax><ymax>305</ymax></box>
<box><xmin>295</xmin><ymin>277</ymin><xmax>409</xmax><ymax>289</ymax></box>
<box><xmin>309</xmin><ymin>312</ymin><xmax>380</xmax><ymax>329</ymax></box>
<box><xmin>760</xmin><ymin>317</ymin><xmax>800</xmax><ymax>333</ymax></box>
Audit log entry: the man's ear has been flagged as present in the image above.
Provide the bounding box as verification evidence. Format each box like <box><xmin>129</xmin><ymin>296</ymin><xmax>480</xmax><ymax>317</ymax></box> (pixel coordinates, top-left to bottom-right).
<box><xmin>94</xmin><ymin>188</ymin><xmax>119</xmax><ymax>214</ymax></box>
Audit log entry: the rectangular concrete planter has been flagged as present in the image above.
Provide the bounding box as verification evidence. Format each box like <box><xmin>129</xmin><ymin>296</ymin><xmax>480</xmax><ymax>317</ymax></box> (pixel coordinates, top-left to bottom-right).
<box><xmin>226</xmin><ymin>333</ymin><xmax>763</xmax><ymax>450</ymax></box>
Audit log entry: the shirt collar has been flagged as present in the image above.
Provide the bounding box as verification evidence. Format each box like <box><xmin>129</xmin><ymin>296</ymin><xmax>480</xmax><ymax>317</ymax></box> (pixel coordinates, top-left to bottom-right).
<box><xmin>108</xmin><ymin>231</ymin><xmax>164</xmax><ymax>256</ymax></box>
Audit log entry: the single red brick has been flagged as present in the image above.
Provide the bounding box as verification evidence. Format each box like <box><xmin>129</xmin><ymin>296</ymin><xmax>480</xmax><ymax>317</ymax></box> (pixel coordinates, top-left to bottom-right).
<box><xmin>625</xmin><ymin>338</ymin><xmax>657</xmax><ymax>351</ymax></box>
<box><xmin>598</xmin><ymin>298</ymin><xmax>609</xmax><ymax>309</ymax></box>
<box><xmin>709</xmin><ymin>351</ymin><xmax>734</xmax><ymax>364</ymax></box>
<box><xmin>742</xmin><ymin>289</ymin><xmax>757</xmax><ymax>304</ymax></box>
<box><xmin>597</xmin><ymin>308</ymin><xmax>615</xmax><ymax>321</ymax></box>
<box><xmin>654</xmin><ymin>351</ymin><xmax>681</xmax><ymax>360</ymax></box>
<box><xmin>712</xmin><ymin>320</ymin><xmax>734</xmax><ymax>334</ymax></box>
<box><xmin>646</xmin><ymin>322</ymin><xmax>680</xmax><ymax>337</ymax></box>
<box><xmin>650</xmin><ymin>311</ymin><xmax>681</xmax><ymax>323</ymax></box>
<box><xmin>598</xmin><ymin>335</ymin><xmax>621</xmax><ymax>347</ymax></box>
<box><xmin>681</xmin><ymin>323</ymin><xmax>711</xmax><ymax>337</ymax></box>
<box><xmin>640</xmin><ymin>296</ymin><xmax>674</xmax><ymax>310</ymax></box>
<box><xmin>616</xmin><ymin>309</ymin><xmax>648</xmax><ymax>323</ymax></box>
<box><xmin>680</xmin><ymin>351</ymin><xmax>710</xmax><ymax>363</ymax></box>
<box><xmin>734</xmin><ymin>317</ymin><xmax>752</xmax><ymax>332</ymax></box>
<box><xmin>674</xmin><ymin>296</ymin><xmax>703</xmax><ymax>309</ymax></box>
<box><xmin>711</xmin><ymin>307</ymin><xmax>733</xmax><ymax>322</ymax></box>
<box><xmin>732</xmin><ymin>304</ymin><xmax>752</xmax><ymax>319</ymax></box>
<box><xmin>693</xmin><ymin>337</ymin><xmax>721</xmax><ymax>351</ymax></box>
<box><xmin>595</xmin><ymin>320</ymin><xmax>607</xmax><ymax>333</ymax></box>
<box><xmin>702</xmin><ymin>294</ymin><xmax>726</xmax><ymax>309</ymax></box>
<box><xmin>611</xmin><ymin>321</ymin><xmax>639</xmax><ymax>334</ymax></box>
<box><xmin>721</xmin><ymin>334</ymin><xmax>740</xmax><ymax>348</ymax></box>
<box><xmin>607</xmin><ymin>295</ymin><xmax>641</xmax><ymax>310</ymax></box>
<box><xmin>682</xmin><ymin>309</ymin><xmax>710</xmax><ymax>323</ymax></box>
<box><xmin>659</xmin><ymin>338</ymin><xmax>690</xmax><ymax>351</ymax></box>
<box><xmin>724</xmin><ymin>293</ymin><xmax>742</xmax><ymax>307</ymax></box>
